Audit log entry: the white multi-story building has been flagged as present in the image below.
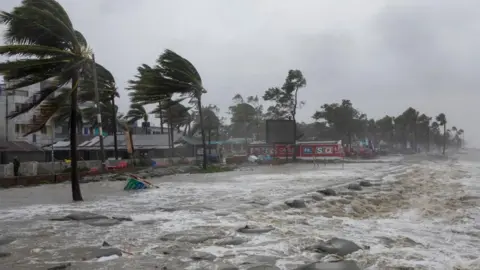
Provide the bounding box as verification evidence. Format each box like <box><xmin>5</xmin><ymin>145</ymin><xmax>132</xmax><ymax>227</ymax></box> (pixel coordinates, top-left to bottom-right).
<box><xmin>0</xmin><ymin>80</ymin><xmax>57</xmax><ymax>146</ymax></box>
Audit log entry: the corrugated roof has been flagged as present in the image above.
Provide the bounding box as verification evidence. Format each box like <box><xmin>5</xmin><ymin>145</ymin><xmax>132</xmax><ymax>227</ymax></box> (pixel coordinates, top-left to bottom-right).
<box><xmin>78</xmin><ymin>133</ymin><xmax>184</xmax><ymax>150</ymax></box>
<box><xmin>0</xmin><ymin>141</ymin><xmax>43</xmax><ymax>152</ymax></box>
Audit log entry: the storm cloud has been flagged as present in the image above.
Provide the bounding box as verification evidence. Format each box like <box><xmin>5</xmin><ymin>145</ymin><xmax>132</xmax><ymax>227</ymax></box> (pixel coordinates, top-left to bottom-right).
<box><xmin>0</xmin><ymin>0</ymin><xmax>477</xmax><ymax>145</ymax></box>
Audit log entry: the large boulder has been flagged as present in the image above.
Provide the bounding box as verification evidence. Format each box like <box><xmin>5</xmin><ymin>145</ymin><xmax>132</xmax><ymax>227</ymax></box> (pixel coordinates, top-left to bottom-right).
<box><xmin>358</xmin><ymin>180</ymin><xmax>372</xmax><ymax>187</ymax></box>
<box><xmin>246</xmin><ymin>265</ymin><xmax>280</xmax><ymax>270</ymax></box>
<box><xmin>215</xmin><ymin>237</ymin><xmax>248</xmax><ymax>246</ymax></box>
<box><xmin>237</xmin><ymin>225</ymin><xmax>274</xmax><ymax>234</ymax></box>
<box><xmin>85</xmin><ymin>219</ymin><xmax>122</xmax><ymax>227</ymax></box>
<box><xmin>317</xmin><ymin>189</ymin><xmax>337</xmax><ymax>196</ymax></box>
<box><xmin>307</xmin><ymin>238</ymin><xmax>361</xmax><ymax>256</ymax></box>
<box><xmin>190</xmin><ymin>251</ymin><xmax>216</xmax><ymax>261</ymax></box>
<box><xmin>0</xmin><ymin>252</ymin><xmax>11</xmax><ymax>258</ymax></box>
<box><xmin>285</xmin><ymin>199</ymin><xmax>307</xmax><ymax>208</ymax></box>
<box><xmin>91</xmin><ymin>247</ymin><xmax>123</xmax><ymax>258</ymax></box>
<box><xmin>47</xmin><ymin>263</ymin><xmax>72</xmax><ymax>270</ymax></box>
<box><xmin>293</xmin><ymin>261</ymin><xmax>361</xmax><ymax>270</ymax></box>
<box><xmin>347</xmin><ymin>184</ymin><xmax>362</xmax><ymax>191</ymax></box>
<box><xmin>65</xmin><ymin>212</ymin><xmax>109</xmax><ymax>221</ymax></box>
<box><xmin>0</xmin><ymin>236</ymin><xmax>16</xmax><ymax>246</ymax></box>
<box><xmin>214</xmin><ymin>262</ymin><xmax>239</xmax><ymax>270</ymax></box>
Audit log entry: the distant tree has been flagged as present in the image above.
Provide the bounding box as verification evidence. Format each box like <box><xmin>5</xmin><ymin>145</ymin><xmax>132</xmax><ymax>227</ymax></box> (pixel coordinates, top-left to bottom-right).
<box><xmin>312</xmin><ymin>99</ymin><xmax>366</xmax><ymax>147</ymax></box>
<box><xmin>416</xmin><ymin>114</ymin><xmax>432</xmax><ymax>151</ymax></box>
<box><xmin>263</xmin><ymin>69</ymin><xmax>306</xmax><ymax>120</ymax></box>
<box><xmin>401</xmin><ymin>107</ymin><xmax>419</xmax><ymax>150</ymax></box>
<box><xmin>263</xmin><ymin>70</ymin><xmax>306</xmax><ymax>159</ymax></box>
<box><xmin>436</xmin><ymin>113</ymin><xmax>447</xmax><ymax>155</ymax></box>
<box><xmin>375</xmin><ymin>116</ymin><xmax>395</xmax><ymax>144</ymax></box>
<box><xmin>228</xmin><ymin>94</ymin><xmax>264</xmax><ymax>140</ymax></box>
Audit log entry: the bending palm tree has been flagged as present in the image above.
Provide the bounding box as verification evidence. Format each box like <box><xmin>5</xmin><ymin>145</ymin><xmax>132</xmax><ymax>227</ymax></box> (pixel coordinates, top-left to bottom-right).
<box><xmin>126</xmin><ymin>103</ymin><xmax>149</xmax><ymax>134</ymax></box>
<box><xmin>0</xmin><ymin>0</ymin><xmax>101</xmax><ymax>201</ymax></box>
<box><xmin>157</xmin><ymin>50</ymin><xmax>208</xmax><ymax>169</ymax></box>
<box><xmin>128</xmin><ymin>50</ymin><xmax>207</xmax><ymax>168</ymax></box>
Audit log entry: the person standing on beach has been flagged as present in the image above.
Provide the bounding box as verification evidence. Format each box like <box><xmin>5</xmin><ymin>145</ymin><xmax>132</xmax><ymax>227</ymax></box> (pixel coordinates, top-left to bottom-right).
<box><xmin>13</xmin><ymin>157</ymin><xmax>20</xmax><ymax>177</ymax></box>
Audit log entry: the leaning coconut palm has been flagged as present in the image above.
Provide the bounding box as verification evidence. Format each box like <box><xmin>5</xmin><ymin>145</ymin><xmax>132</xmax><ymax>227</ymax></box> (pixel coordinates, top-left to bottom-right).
<box><xmin>126</xmin><ymin>103</ymin><xmax>149</xmax><ymax>134</ymax></box>
<box><xmin>0</xmin><ymin>0</ymin><xmax>101</xmax><ymax>201</ymax></box>
<box><xmin>156</xmin><ymin>50</ymin><xmax>208</xmax><ymax>169</ymax></box>
<box><xmin>127</xmin><ymin>50</ymin><xmax>207</xmax><ymax>168</ymax></box>
<box><xmin>127</xmin><ymin>64</ymin><xmax>178</xmax><ymax>135</ymax></box>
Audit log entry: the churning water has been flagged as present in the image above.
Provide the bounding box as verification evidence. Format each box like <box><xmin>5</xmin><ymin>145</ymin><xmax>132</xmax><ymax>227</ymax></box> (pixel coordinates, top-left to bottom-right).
<box><xmin>0</xmin><ymin>154</ymin><xmax>478</xmax><ymax>270</ymax></box>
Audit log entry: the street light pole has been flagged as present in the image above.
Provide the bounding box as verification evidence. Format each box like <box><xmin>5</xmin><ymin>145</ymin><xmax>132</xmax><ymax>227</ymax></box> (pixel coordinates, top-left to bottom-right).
<box><xmin>92</xmin><ymin>54</ymin><xmax>106</xmax><ymax>171</ymax></box>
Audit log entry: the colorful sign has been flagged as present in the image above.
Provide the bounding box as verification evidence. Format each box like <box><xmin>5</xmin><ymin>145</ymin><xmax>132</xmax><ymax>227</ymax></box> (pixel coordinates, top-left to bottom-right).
<box><xmin>303</xmin><ymin>147</ymin><xmax>313</xmax><ymax>154</ymax></box>
<box><xmin>274</xmin><ymin>145</ymin><xmax>295</xmax><ymax>157</ymax></box>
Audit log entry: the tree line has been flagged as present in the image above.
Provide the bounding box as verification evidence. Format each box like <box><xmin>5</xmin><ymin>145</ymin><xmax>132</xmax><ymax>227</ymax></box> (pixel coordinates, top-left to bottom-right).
<box><xmin>0</xmin><ymin>0</ymin><xmax>464</xmax><ymax>201</ymax></box>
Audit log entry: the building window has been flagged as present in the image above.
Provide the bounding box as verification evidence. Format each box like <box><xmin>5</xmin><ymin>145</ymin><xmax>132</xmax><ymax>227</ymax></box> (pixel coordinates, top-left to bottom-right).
<box><xmin>15</xmin><ymin>103</ymin><xmax>22</xmax><ymax>112</ymax></box>
<box><xmin>41</xmin><ymin>126</ymin><xmax>47</xmax><ymax>134</ymax></box>
<box><xmin>15</xmin><ymin>124</ymin><xmax>20</xmax><ymax>133</ymax></box>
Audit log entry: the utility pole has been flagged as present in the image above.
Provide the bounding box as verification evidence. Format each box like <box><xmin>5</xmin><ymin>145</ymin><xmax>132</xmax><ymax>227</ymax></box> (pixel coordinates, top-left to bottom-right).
<box><xmin>3</xmin><ymin>83</ymin><xmax>9</xmax><ymax>142</ymax></box>
<box><xmin>51</xmin><ymin>122</ymin><xmax>55</xmax><ymax>172</ymax></box>
<box><xmin>92</xmin><ymin>54</ymin><xmax>106</xmax><ymax>171</ymax></box>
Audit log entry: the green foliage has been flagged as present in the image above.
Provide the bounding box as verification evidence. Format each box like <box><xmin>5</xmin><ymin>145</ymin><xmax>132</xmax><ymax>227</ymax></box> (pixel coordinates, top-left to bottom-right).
<box><xmin>127</xmin><ymin>49</ymin><xmax>208</xmax><ymax>169</ymax></box>
<box><xmin>312</xmin><ymin>99</ymin><xmax>366</xmax><ymax>144</ymax></box>
<box><xmin>126</xmin><ymin>103</ymin><xmax>148</xmax><ymax>125</ymax></box>
<box><xmin>0</xmin><ymin>0</ymin><xmax>111</xmax><ymax>201</ymax></box>
<box><xmin>228</xmin><ymin>94</ymin><xmax>264</xmax><ymax>140</ymax></box>
<box><xmin>263</xmin><ymin>69</ymin><xmax>306</xmax><ymax>120</ymax></box>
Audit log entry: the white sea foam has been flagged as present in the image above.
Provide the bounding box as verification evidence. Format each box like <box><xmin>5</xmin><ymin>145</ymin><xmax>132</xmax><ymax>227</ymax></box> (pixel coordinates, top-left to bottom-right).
<box><xmin>0</xmin><ymin>156</ymin><xmax>478</xmax><ymax>269</ymax></box>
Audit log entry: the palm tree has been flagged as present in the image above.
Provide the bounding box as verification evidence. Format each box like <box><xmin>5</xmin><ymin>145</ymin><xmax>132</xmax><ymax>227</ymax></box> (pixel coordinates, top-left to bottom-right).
<box><xmin>126</xmin><ymin>103</ymin><xmax>148</xmax><ymax>134</ymax></box>
<box><xmin>436</xmin><ymin>113</ymin><xmax>447</xmax><ymax>155</ymax></box>
<box><xmin>151</xmin><ymin>98</ymin><xmax>191</xmax><ymax>158</ymax></box>
<box><xmin>80</xmin><ymin>64</ymin><xmax>120</xmax><ymax>159</ymax></box>
<box><xmin>416</xmin><ymin>114</ymin><xmax>431</xmax><ymax>152</ymax></box>
<box><xmin>190</xmin><ymin>106</ymin><xmax>221</xmax><ymax>155</ymax></box>
<box><xmin>129</xmin><ymin>50</ymin><xmax>208</xmax><ymax>169</ymax></box>
<box><xmin>0</xmin><ymin>0</ymin><xmax>103</xmax><ymax>201</ymax></box>
<box><xmin>457</xmin><ymin>129</ymin><xmax>464</xmax><ymax>148</ymax></box>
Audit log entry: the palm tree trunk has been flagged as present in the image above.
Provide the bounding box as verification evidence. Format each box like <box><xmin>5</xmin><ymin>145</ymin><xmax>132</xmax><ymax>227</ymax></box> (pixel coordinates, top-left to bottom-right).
<box><xmin>159</xmin><ymin>106</ymin><xmax>164</xmax><ymax>134</ymax></box>
<box><xmin>197</xmin><ymin>98</ymin><xmax>208</xmax><ymax>169</ymax></box>
<box><xmin>170</xmin><ymin>121</ymin><xmax>175</xmax><ymax>158</ymax></box>
<box><xmin>70</xmin><ymin>71</ymin><xmax>83</xmax><ymax>201</ymax></box>
<box><xmin>208</xmin><ymin>129</ymin><xmax>212</xmax><ymax>155</ymax></box>
<box><xmin>443</xmin><ymin>125</ymin><xmax>446</xmax><ymax>155</ymax></box>
<box><xmin>167</xmin><ymin>108</ymin><xmax>174</xmax><ymax>158</ymax></box>
<box><xmin>111</xmin><ymin>95</ymin><xmax>119</xmax><ymax>160</ymax></box>
<box><xmin>426</xmin><ymin>127</ymin><xmax>430</xmax><ymax>152</ymax></box>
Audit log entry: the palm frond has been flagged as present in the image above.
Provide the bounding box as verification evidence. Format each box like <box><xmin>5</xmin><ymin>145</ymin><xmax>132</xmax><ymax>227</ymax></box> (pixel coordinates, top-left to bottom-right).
<box><xmin>0</xmin><ymin>44</ymin><xmax>75</xmax><ymax>58</ymax></box>
<box><xmin>0</xmin><ymin>0</ymin><xmax>80</xmax><ymax>51</ymax></box>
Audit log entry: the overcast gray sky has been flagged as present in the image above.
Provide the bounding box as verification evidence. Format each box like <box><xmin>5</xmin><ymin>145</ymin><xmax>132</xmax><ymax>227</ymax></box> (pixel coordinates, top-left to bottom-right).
<box><xmin>1</xmin><ymin>0</ymin><xmax>478</xmax><ymax>145</ymax></box>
